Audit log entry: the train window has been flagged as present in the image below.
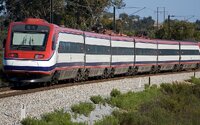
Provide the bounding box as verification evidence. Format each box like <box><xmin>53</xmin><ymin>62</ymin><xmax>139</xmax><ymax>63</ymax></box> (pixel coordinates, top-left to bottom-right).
<box><xmin>111</xmin><ymin>47</ymin><xmax>134</xmax><ymax>55</ymax></box>
<box><xmin>12</xmin><ymin>32</ymin><xmax>46</xmax><ymax>46</ymax></box>
<box><xmin>52</xmin><ymin>35</ymin><xmax>56</xmax><ymax>50</ymax></box>
<box><xmin>135</xmin><ymin>48</ymin><xmax>156</xmax><ymax>55</ymax></box>
<box><xmin>58</xmin><ymin>41</ymin><xmax>84</xmax><ymax>53</ymax></box>
<box><xmin>159</xmin><ymin>49</ymin><xmax>179</xmax><ymax>55</ymax></box>
<box><xmin>86</xmin><ymin>45</ymin><xmax>110</xmax><ymax>55</ymax></box>
<box><xmin>181</xmin><ymin>50</ymin><xmax>199</xmax><ymax>55</ymax></box>
<box><xmin>11</xmin><ymin>32</ymin><xmax>47</xmax><ymax>51</ymax></box>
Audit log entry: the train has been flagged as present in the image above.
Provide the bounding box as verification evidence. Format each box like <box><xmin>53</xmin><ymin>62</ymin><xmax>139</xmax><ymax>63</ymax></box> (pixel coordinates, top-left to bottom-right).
<box><xmin>2</xmin><ymin>18</ymin><xmax>200</xmax><ymax>84</ymax></box>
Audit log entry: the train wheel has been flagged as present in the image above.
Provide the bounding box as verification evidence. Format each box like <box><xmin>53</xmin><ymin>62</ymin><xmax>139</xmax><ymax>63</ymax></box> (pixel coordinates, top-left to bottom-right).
<box><xmin>102</xmin><ymin>69</ymin><xmax>109</xmax><ymax>79</ymax></box>
<box><xmin>51</xmin><ymin>71</ymin><xmax>59</xmax><ymax>85</ymax></box>
<box><xmin>74</xmin><ymin>70</ymin><xmax>82</xmax><ymax>82</ymax></box>
<box><xmin>150</xmin><ymin>66</ymin><xmax>156</xmax><ymax>74</ymax></box>
<box><xmin>132</xmin><ymin>67</ymin><xmax>138</xmax><ymax>75</ymax></box>
<box><xmin>179</xmin><ymin>64</ymin><xmax>183</xmax><ymax>71</ymax></box>
<box><xmin>84</xmin><ymin>69</ymin><xmax>89</xmax><ymax>81</ymax></box>
<box><xmin>172</xmin><ymin>65</ymin><xmax>177</xmax><ymax>72</ymax></box>
<box><xmin>156</xmin><ymin>65</ymin><xmax>161</xmax><ymax>73</ymax></box>
<box><xmin>110</xmin><ymin>68</ymin><xmax>115</xmax><ymax>78</ymax></box>
<box><xmin>126</xmin><ymin>67</ymin><xmax>133</xmax><ymax>76</ymax></box>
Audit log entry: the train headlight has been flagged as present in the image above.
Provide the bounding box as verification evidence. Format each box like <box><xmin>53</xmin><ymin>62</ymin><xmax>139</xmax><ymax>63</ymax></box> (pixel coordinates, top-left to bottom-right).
<box><xmin>8</xmin><ymin>53</ymin><xmax>18</xmax><ymax>58</ymax></box>
<box><xmin>34</xmin><ymin>54</ymin><xmax>44</xmax><ymax>59</ymax></box>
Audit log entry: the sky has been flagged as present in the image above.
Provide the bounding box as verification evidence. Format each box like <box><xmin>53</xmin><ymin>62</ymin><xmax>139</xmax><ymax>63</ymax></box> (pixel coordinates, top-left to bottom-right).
<box><xmin>111</xmin><ymin>0</ymin><xmax>200</xmax><ymax>22</ymax></box>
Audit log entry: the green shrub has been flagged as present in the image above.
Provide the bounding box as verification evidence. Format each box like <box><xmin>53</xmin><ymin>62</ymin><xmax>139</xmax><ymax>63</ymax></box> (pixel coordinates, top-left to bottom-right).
<box><xmin>90</xmin><ymin>95</ymin><xmax>104</xmax><ymax>104</ymax></box>
<box><xmin>22</xmin><ymin>82</ymin><xmax>200</xmax><ymax>125</ymax></box>
<box><xmin>108</xmin><ymin>88</ymin><xmax>160</xmax><ymax>111</ymax></box>
<box><xmin>160</xmin><ymin>83</ymin><xmax>192</xmax><ymax>95</ymax></box>
<box><xmin>94</xmin><ymin>115</ymin><xmax>119</xmax><ymax>125</ymax></box>
<box><xmin>110</xmin><ymin>89</ymin><xmax>121</xmax><ymax>97</ymax></box>
<box><xmin>191</xmin><ymin>76</ymin><xmax>200</xmax><ymax>85</ymax></box>
<box><xmin>116</xmin><ymin>112</ymin><xmax>155</xmax><ymax>125</ymax></box>
<box><xmin>108</xmin><ymin>83</ymin><xmax>200</xmax><ymax>125</ymax></box>
<box><xmin>21</xmin><ymin>117</ymin><xmax>47</xmax><ymax>125</ymax></box>
<box><xmin>41</xmin><ymin>109</ymin><xmax>72</xmax><ymax>124</ymax></box>
<box><xmin>144</xmin><ymin>84</ymin><xmax>150</xmax><ymax>90</ymax></box>
<box><xmin>150</xmin><ymin>84</ymin><xmax>157</xmax><ymax>89</ymax></box>
<box><xmin>192</xmin><ymin>85</ymin><xmax>200</xmax><ymax>98</ymax></box>
<box><xmin>71</xmin><ymin>102</ymin><xmax>95</xmax><ymax>116</ymax></box>
<box><xmin>21</xmin><ymin>110</ymin><xmax>85</xmax><ymax>125</ymax></box>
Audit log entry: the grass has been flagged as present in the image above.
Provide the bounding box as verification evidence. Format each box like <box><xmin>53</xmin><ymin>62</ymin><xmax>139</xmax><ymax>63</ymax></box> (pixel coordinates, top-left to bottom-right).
<box><xmin>96</xmin><ymin>78</ymin><xmax>200</xmax><ymax>125</ymax></box>
<box><xmin>0</xmin><ymin>30</ymin><xmax>7</xmax><ymax>68</ymax></box>
<box><xmin>94</xmin><ymin>115</ymin><xmax>119</xmax><ymax>125</ymax></box>
<box><xmin>90</xmin><ymin>95</ymin><xmax>105</xmax><ymax>104</ymax></box>
<box><xmin>191</xmin><ymin>76</ymin><xmax>200</xmax><ymax>85</ymax></box>
<box><xmin>110</xmin><ymin>89</ymin><xmax>121</xmax><ymax>97</ymax></box>
<box><xmin>21</xmin><ymin>109</ymin><xmax>85</xmax><ymax>125</ymax></box>
<box><xmin>21</xmin><ymin>77</ymin><xmax>200</xmax><ymax>125</ymax></box>
<box><xmin>71</xmin><ymin>102</ymin><xmax>95</xmax><ymax>116</ymax></box>
<box><xmin>107</xmin><ymin>87</ymin><xmax>160</xmax><ymax>111</ymax></box>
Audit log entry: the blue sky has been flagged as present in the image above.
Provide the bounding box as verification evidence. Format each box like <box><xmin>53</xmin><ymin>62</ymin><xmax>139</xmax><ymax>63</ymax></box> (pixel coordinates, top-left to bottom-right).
<box><xmin>111</xmin><ymin>0</ymin><xmax>200</xmax><ymax>22</ymax></box>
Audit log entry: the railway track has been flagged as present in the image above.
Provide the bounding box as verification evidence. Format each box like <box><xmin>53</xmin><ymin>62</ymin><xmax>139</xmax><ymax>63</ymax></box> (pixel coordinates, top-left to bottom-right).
<box><xmin>0</xmin><ymin>70</ymin><xmax>198</xmax><ymax>99</ymax></box>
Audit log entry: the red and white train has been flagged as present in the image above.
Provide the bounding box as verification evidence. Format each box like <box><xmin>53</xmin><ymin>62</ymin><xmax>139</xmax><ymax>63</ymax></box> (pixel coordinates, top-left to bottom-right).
<box><xmin>2</xmin><ymin>18</ymin><xmax>200</xmax><ymax>84</ymax></box>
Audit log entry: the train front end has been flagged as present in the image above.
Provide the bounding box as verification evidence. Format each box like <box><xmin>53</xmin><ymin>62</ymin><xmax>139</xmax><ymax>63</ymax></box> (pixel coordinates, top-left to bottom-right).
<box><xmin>3</xmin><ymin>18</ymin><xmax>56</xmax><ymax>83</ymax></box>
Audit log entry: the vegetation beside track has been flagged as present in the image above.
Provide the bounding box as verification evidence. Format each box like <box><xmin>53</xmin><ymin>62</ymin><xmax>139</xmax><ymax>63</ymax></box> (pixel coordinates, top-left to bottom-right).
<box><xmin>21</xmin><ymin>77</ymin><xmax>200</xmax><ymax>125</ymax></box>
<box><xmin>0</xmin><ymin>30</ymin><xmax>6</xmax><ymax>85</ymax></box>
<box><xmin>21</xmin><ymin>110</ymin><xmax>85</xmax><ymax>125</ymax></box>
<box><xmin>71</xmin><ymin>102</ymin><xmax>95</xmax><ymax>117</ymax></box>
<box><xmin>95</xmin><ymin>78</ymin><xmax>200</xmax><ymax>125</ymax></box>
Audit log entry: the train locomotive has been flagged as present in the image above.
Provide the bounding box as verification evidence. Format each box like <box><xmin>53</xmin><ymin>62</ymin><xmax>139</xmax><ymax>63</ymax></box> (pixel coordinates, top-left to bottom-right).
<box><xmin>2</xmin><ymin>18</ymin><xmax>200</xmax><ymax>84</ymax></box>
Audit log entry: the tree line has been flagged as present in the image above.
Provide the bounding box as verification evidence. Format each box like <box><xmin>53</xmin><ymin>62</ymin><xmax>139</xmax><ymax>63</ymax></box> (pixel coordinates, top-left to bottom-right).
<box><xmin>0</xmin><ymin>0</ymin><xmax>200</xmax><ymax>41</ymax></box>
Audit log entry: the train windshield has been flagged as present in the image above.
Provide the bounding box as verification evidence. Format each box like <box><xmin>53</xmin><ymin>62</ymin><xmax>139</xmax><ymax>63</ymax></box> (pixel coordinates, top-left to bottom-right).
<box><xmin>11</xmin><ymin>25</ymin><xmax>49</xmax><ymax>51</ymax></box>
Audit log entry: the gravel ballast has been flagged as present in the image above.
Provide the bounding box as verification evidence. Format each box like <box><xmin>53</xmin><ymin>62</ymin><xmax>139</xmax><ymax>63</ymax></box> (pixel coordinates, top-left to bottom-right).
<box><xmin>0</xmin><ymin>71</ymin><xmax>199</xmax><ymax>125</ymax></box>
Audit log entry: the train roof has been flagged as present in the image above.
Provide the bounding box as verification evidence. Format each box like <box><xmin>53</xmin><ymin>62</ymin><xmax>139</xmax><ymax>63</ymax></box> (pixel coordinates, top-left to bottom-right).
<box><xmin>10</xmin><ymin>18</ymin><xmax>200</xmax><ymax>45</ymax></box>
<box><xmin>84</xmin><ymin>32</ymin><xmax>110</xmax><ymax>39</ymax></box>
<box><xmin>111</xmin><ymin>36</ymin><xmax>134</xmax><ymax>42</ymax></box>
<box><xmin>58</xmin><ymin>27</ymin><xmax>83</xmax><ymax>35</ymax></box>
<box><xmin>11</xmin><ymin>18</ymin><xmax>50</xmax><ymax>26</ymax></box>
<box><xmin>134</xmin><ymin>37</ymin><xmax>157</xmax><ymax>44</ymax></box>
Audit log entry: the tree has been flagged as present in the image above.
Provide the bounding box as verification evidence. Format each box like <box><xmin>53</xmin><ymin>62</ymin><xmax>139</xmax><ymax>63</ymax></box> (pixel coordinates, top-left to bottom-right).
<box><xmin>0</xmin><ymin>0</ymin><xmax>126</xmax><ymax>31</ymax></box>
<box><xmin>0</xmin><ymin>0</ymin><xmax>65</xmax><ymax>22</ymax></box>
<box><xmin>155</xmin><ymin>19</ymin><xmax>199</xmax><ymax>41</ymax></box>
<box><xmin>63</xmin><ymin>0</ymin><xmax>111</xmax><ymax>30</ymax></box>
<box><xmin>117</xmin><ymin>14</ymin><xmax>155</xmax><ymax>36</ymax></box>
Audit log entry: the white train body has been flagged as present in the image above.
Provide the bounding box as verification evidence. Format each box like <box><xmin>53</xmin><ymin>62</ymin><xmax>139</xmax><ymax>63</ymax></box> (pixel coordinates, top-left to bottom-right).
<box><xmin>157</xmin><ymin>40</ymin><xmax>180</xmax><ymax>71</ymax></box>
<box><xmin>3</xmin><ymin>18</ymin><xmax>200</xmax><ymax>83</ymax></box>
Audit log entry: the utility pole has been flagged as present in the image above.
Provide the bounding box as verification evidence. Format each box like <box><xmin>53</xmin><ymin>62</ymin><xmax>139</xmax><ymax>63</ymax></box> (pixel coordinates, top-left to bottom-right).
<box><xmin>113</xmin><ymin>6</ymin><xmax>116</xmax><ymax>32</ymax></box>
<box><xmin>156</xmin><ymin>7</ymin><xmax>159</xmax><ymax>29</ymax></box>
<box><xmin>50</xmin><ymin>0</ymin><xmax>53</xmax><ymax>23</ymax></box>
<box><xmin>168</xmin><ymin>15</ymin><xmax>171</xmax><ymax>39</ymax></box>
<box><xmin>76</xmin><ymin>0</ymin><xmax>80</xmax><ymax>29</ymax></box>
<box><xmin>156</xmin><ymin>7</ymin><xmax>167</xmax><ymax>28</ymax></box>
<box><xmin>163</xmin><ymin>7</ymin><xmax>165</xmax><ymax>21</ymax></box>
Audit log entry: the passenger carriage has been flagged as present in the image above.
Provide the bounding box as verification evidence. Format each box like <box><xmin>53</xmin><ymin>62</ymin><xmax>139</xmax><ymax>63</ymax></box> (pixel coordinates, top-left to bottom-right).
<box><xmin>157</xmin><ymin>40</ymin><xmax>180</xmax><ymax>71</ymax></box>
<box><xmin>134</xmin><ymin>38</ymin><xmax>157</xmax><ymax>73</ymax></box>
<box><xmin>111</xmin><ymin>36</ymin><xmax>134</xmax><ymax>75</ymax></box>
<box><xmin>179</xmin><ymin>41</ymin><xmax>200</xmax><ymax>70</ymax></box>
<box><xmin>3</xmin><ymin>18</ymin><xmax>200</xmax><ymax>84</ymax></box>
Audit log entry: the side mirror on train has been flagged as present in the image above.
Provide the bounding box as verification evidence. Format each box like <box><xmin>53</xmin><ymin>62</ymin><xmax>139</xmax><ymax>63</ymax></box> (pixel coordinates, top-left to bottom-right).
<box><xmin>3</xmin><ymin>39</ymin><xmax>6</xmax><ymax>48</ymax></box>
